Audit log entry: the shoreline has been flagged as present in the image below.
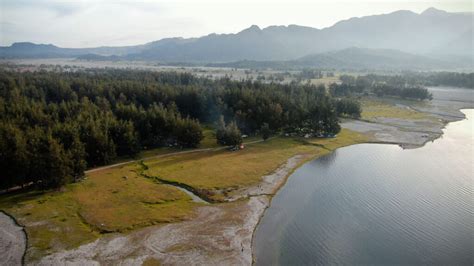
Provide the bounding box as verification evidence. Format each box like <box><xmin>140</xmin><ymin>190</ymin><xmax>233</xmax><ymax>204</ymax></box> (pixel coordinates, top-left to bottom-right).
<box><xmin>249</xmin><ymin>107</ymin><xmax>471</xmax><ymax>265</ymax></box>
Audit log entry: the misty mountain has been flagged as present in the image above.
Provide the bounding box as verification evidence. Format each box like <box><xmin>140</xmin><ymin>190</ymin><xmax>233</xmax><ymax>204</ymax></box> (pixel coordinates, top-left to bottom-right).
<box><xmin>295</xmin><ymin>47</ymin><xmax>457</xmax><ymax>70</ymax></box>
<box><xmin>1</xmin><ymin>8</ymin><xmax>472</xmax><ymax>64</ymax></box>
<box><xmin>0</xmin><ymin>42</ymin><xmax>149</xmax><ymax>59</ymax></box>
<box><xmin>208</xmin><ymin>47</ymin><xmax>460</xmax><ymax>70</ymax></box>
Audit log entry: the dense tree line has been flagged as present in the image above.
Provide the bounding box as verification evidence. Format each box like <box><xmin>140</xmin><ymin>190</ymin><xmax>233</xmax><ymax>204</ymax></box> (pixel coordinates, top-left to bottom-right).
<box><xmin>371</xmin><ymin>84</ymin><xmax>432</xmax><ymax>100</ymax></box>
<box><xmin>385</xmin><ymin>72</ymin><xmax>473</xmax><ymax>89</ymax></box>
<box><xmin>420</xmin><ymin>72</ymin><xmax>473</xmax><ymax>88</ymax></box>
<box><xmin>0</xmin><ymin>69</ymin><xmax>345</xmax><ymax>190</ymax></box>
<box><xmin>337</xmin><ymin>74</ymin><xmax>432</xmax><ymax>100</ymax></box>
<box><xmin>344</xmin><ymin>72</ymin><xmax>473</xmax><ymax>90</ymax></box>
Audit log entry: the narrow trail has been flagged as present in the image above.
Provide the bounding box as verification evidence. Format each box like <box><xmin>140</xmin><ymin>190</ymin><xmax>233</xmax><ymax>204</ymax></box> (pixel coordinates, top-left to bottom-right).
<box><xmin>85</xmin><ymin>138</ymin><xmax>274</xmax><ymax>174</ymax></box>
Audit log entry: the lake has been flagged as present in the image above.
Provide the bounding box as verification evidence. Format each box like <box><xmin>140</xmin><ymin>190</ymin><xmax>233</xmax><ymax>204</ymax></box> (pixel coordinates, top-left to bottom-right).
<box><xmin>254</xmin><ymin>109</ymin><xmax>473</xmax><ymax>265</ymax></box>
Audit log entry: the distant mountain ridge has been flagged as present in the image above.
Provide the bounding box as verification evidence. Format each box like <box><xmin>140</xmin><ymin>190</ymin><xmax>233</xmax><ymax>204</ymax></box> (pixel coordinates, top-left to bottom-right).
<box><xmin>1</xmin><ymin>7</ymin><xmax>472</xmax><ymax>67</ymax></box>
<box><xmin>207</xmin><ymin>47</ymin><xmax>463</xmax><ymax>70</ymax></box>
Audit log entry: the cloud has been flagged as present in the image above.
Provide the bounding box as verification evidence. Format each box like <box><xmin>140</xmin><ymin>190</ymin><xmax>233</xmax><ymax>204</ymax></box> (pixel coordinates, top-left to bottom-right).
<box><xmin>1</xmin><ymin>0</ymin><xmax>88</xmax><ymax>17</ymax></box>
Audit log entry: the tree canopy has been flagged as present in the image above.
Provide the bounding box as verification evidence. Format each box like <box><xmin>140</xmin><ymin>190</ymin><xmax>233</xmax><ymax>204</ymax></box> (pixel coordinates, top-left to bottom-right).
<box><xmin>0</xmin><ymin>68</ymin><xmax>343</xmax><ymax>190</ymax></box>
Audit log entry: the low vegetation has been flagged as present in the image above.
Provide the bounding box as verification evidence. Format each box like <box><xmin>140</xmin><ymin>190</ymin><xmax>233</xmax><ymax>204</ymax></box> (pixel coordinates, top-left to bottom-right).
<box><xmin>0</xmin><ymin>163</ymin><xmax>197</xmax><ymax>260</ymax></box>
<box><xmin>360</xmin><ymin>99</ymin><xmax>431</xmax><ymax>121</ymax></box>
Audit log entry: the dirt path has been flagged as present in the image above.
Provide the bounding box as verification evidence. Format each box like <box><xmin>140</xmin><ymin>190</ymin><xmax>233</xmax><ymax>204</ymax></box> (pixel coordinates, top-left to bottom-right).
<box><xmin>0</xmin><ymin>211</ymin><xmax>26</xmax><ymax>266</ymax></box>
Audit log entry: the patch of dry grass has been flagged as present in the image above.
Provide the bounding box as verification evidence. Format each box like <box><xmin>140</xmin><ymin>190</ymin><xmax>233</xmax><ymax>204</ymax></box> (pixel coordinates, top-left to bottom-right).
<box><xmin>310</xmin><ymin>76</ymin><xmax>340</xmax><ymax>86</ymax></box>
<box><xmin>144</xmin><ymin>138</ymin><xmax>318</xmax><ymax>198</ymax></box>
<box><xmin>142</xmin><ymin>257</ymin><xmax>162</xmax><ymax>266</ymax></box>
<box><xmin>360</xmin><ymin>98</ymin><xmax>430</xmax><ymax>121</ymax></box>
<box><xmin>198</xmin><ymin>127</ymin><xmax>220</xmax><ymax>149</ymax></box>
<box><xmin>0</xmin><ymin>164</ymin><xmax>196</xmax><ymax>261</ymax></box>
<box><xmin>76</xmin><ymin>164</ymin><xmax>197</xmax><ymax>232</ymax></box>
<box><xmin>306</xmin><ymin>128</ymin><xmax>370</xmax><ymax>150</ymax></box>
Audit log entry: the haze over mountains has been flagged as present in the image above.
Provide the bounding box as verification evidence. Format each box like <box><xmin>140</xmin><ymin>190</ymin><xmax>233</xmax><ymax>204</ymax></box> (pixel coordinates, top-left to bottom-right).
<box><xmin>1</xmin><ymin>8</ymin><xmax>472</xmax><ymax>70</ymax></box>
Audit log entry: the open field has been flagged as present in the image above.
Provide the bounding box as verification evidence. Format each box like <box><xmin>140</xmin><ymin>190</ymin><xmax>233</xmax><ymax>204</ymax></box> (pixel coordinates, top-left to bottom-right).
<box><xmin>143</xmin><ymin>138</ymin><xmax>318</xmax><ymax>200</ymax></box>
<box><xmin>360</xmin><ymin>98</ymin><xmax>432</xmax><ymax>121</ymax></box>
<box><xmin>310</xmin><ymin>75</ymin><xmax>340</xmax><ymax>86</ymax></box>
<box><xmin>0</xmin><ymin>59</ymin><xmax>366</xmax><ymax>86</ymax></box>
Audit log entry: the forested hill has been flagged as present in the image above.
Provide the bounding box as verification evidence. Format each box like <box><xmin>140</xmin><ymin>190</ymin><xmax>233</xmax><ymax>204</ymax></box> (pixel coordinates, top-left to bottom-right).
<box><xmin>0</xmin><ymin>69</ymin><xmax>346</xmax><ymax>190</ymax></box>
<box><xmin>208</xmin><ymin>47</ymin><xmax>465</xmax><ymax>70</ymax></box>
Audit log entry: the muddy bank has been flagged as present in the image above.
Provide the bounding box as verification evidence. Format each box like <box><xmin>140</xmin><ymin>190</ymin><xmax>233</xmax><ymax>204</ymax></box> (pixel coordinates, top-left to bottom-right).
<box><xmin>341</xmin><ymin>119</ymin><xmax>443</xmax><ymax>148</ymax></box>
<box><xmin>343</xmin><ymin>91</ymin><xmax>474</xmax><ymax>149</ymax></box>
<box><xmin>0</xmin><ymin>211</ymin><xmax>27</xmax><ymax>265</ymax></box>
<box><xmin>225</xmin><ymin>155</ymin><xmax>305</xmax><ymax>201</ymax></box>
<box><xmin>36</xmin><ymin>197</ymin><xmax>269</xmax><ymax>265</ymax></box>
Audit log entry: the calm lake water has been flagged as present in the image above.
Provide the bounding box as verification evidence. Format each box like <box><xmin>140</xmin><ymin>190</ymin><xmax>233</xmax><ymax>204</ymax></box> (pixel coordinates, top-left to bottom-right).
<box><xmin>254</xmin><ymin>109</ymin><xmax>473</xmax><ymax>265</ymax></box>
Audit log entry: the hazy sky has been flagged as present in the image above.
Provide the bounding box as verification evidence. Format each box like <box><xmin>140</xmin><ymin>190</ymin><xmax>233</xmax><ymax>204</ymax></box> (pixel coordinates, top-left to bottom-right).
<box><xmin>0</xmin><ymin>0</ymin><xmax>472</xmax><ymax>47</ymax></box>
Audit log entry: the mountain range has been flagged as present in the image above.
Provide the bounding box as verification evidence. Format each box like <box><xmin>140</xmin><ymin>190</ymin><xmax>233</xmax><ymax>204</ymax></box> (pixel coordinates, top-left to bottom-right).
<box><xmin>208</xmin><ymin>47</ymin><xmax>465</xmax><ymax>70</ymax></box>
<box><xmin>1</xmin><ymin>7</ymin><xmax>472</xmax><ymax>70</ymax></box>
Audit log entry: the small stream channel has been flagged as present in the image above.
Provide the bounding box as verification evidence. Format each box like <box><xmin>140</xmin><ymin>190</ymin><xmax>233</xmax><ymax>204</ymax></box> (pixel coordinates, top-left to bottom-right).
<box><xmin>170</xmin><ymin>185</ymin><xmax>209</xmax><ymax>204</ymax></box>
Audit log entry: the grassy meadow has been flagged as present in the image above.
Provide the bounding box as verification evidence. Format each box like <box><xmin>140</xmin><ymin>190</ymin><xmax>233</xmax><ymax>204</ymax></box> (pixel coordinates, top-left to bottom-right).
<box><xmin>360</xmin><ymin>98</ymin><xmax>431</xmax><ymax>121</ymax></box>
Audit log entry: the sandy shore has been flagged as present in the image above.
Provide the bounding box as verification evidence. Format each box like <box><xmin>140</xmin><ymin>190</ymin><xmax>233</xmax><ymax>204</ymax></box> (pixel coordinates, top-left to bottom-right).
<box><xmin>0</xmin><ymin>211</ymin><xmax>26</xmax><ymax>266</ymax></box>
<box><xmin>343</xmin><ymin>91</ymin><xmax>473</xmax><ymax>149</ymax></box>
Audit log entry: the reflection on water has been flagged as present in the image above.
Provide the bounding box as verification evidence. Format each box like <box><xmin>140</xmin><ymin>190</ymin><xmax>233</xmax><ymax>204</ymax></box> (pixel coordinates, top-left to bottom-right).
<box><xmin>315</xmin><ymin>150</ymin><xmax>337</xmax><ymax>166</ymax></box>
<box><xmin>254</xmin><ymin>110</ymin><xmax>473</xmax><ymax>265</ymax></box>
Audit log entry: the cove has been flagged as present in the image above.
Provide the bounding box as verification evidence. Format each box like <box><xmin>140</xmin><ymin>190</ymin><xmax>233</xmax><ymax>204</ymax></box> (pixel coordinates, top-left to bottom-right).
<box><xmin>254</xmin><ymin>109</ymin><xmax>473</xmax><ymax>265</ymax></box>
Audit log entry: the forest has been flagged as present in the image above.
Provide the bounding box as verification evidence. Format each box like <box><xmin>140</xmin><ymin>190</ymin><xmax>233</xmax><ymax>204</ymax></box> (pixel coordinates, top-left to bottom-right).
<box><xmin>336</xmin><ymin>74</ymin><xmax>433</xmax><ymax>100</ymax></box>
<box><xmin>0</xmin><ymin>69</ymin><xmax>355</xmax><ymax>190</ymax></box>
<box><xmin>344</xmin><ymin>72</ymin><xmax>473</xmax><ymax>90</ymax></box>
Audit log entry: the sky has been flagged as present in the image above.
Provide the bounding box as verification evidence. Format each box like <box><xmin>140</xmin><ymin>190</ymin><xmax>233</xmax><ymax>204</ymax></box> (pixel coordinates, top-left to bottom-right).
<box><xmin>0</xmin><ymin>0</ymin><xmax>472</xmax><ymax>47</ymax></box>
